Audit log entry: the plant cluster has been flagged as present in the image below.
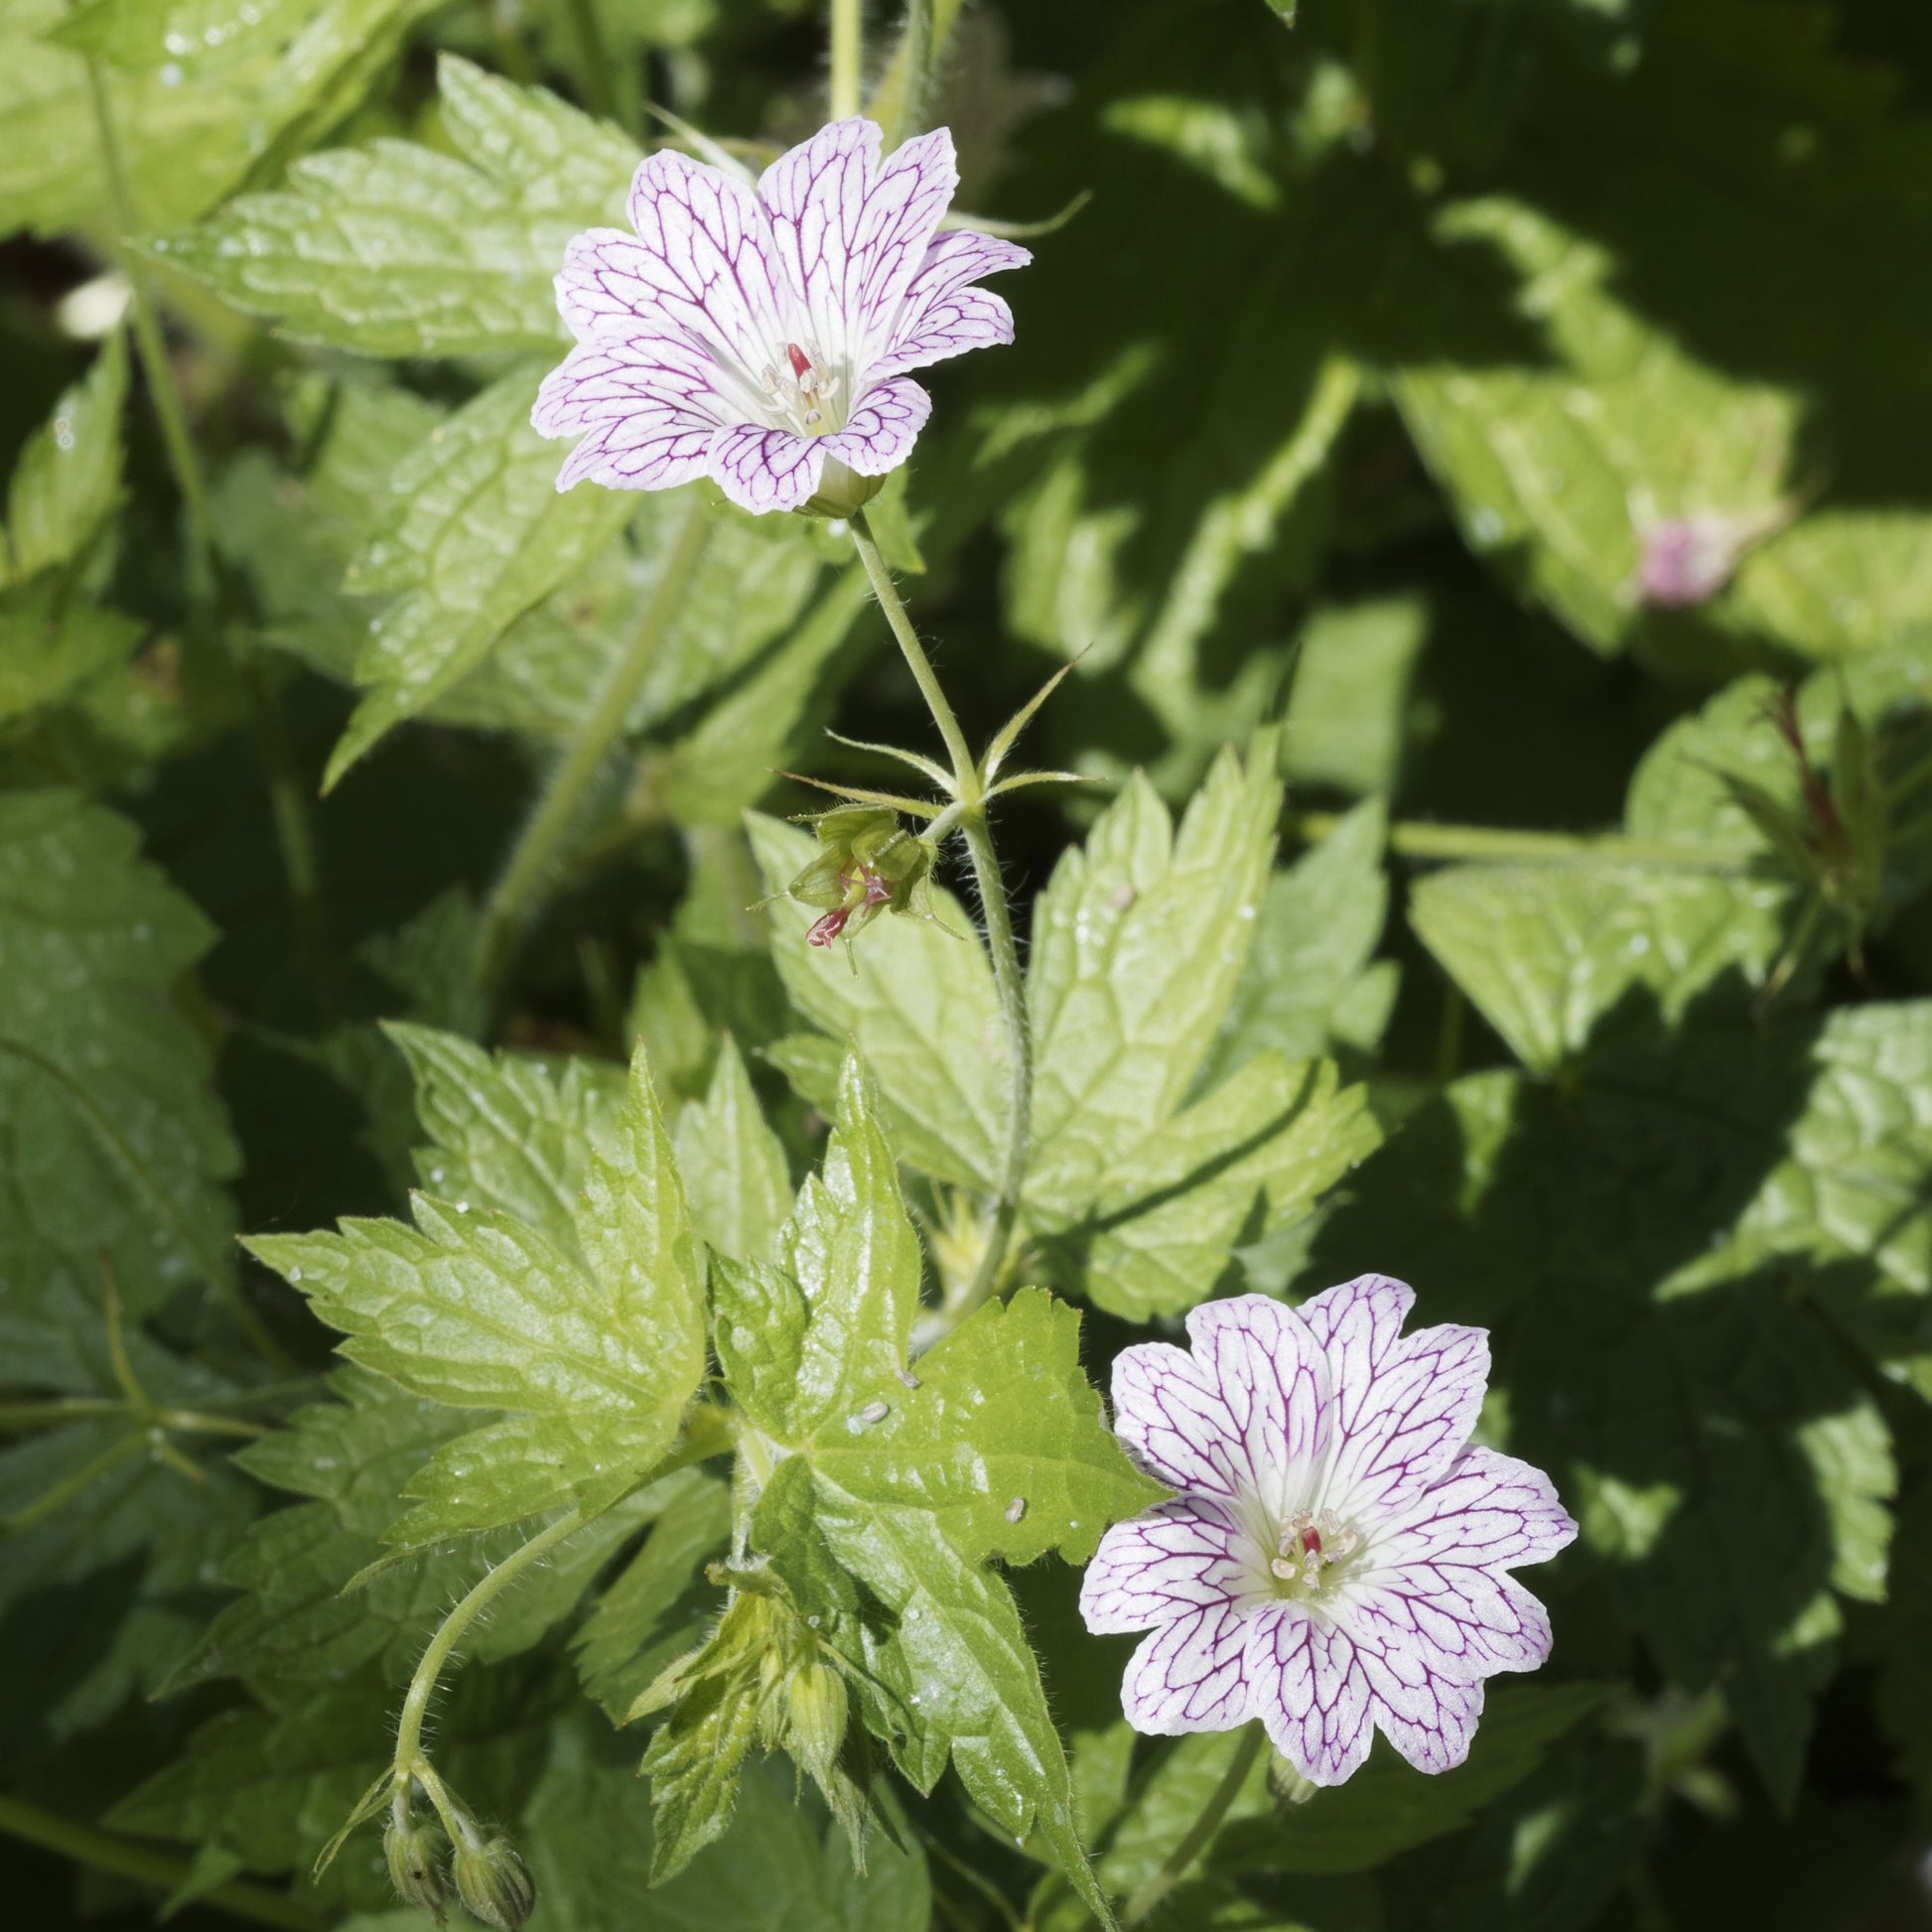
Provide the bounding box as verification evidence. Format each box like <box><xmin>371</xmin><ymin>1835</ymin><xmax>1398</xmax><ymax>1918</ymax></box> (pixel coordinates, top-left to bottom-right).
<box><xmin>5</xmin><ymin>4</ymin><xmax>1932</xmax><ymax>1932</ymax></box>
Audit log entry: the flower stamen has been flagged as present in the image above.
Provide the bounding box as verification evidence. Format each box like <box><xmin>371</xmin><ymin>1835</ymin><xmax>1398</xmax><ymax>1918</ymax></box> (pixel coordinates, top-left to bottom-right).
<box><xmin>1270</xmin><ymin>1509</ymin><xmax>1359</xmax><ymax>1594</ymax></box>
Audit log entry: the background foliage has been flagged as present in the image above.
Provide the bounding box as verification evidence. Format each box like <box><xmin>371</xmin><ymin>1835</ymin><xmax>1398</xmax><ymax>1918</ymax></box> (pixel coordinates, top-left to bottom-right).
<box><xmin>5</xmin><ymin>1</ymin><xmax>1932</xmax><ymax>1929</ymax></box>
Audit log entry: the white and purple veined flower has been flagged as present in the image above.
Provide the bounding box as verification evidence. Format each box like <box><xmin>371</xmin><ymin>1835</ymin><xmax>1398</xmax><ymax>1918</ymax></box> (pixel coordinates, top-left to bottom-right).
<box><xmin>1080</xmin><ymin>1278</ymin><xmax>1577</xmax><ymax>1785</ymax></box>
<box><xmin>531</xmin><ymin>118</ymin><xmax>1029</xmax><ymax>516</ymax></box>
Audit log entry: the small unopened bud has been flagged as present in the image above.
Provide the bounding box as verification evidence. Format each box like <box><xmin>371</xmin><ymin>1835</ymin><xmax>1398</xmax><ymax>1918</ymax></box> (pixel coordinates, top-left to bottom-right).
<box><xmin>786</xmin><ymin>1656</ymin><xmax>849</xmax><ymax>1785</ymax></box>
<box><xmin>384</xmin><ymin>1817</ymin><xmax>448</xmax><ymax>1922</ymax></box>
<box><xmin>452</xmin><ymin>1836</ymin><xmax>535</xmax><ymax>1932</ymax></box>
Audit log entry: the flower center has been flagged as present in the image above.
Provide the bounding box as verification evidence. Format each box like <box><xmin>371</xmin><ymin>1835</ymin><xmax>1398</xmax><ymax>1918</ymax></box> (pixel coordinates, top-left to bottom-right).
<box><xmin>761</xmin><ymin>342</ymin><xmax>844</xmax><ymax>438</ymax></box>
<box><xmin>1268</xmin><ymin>1510</ymin><xmax>1360</xmax><ymax>1599</ymax></box>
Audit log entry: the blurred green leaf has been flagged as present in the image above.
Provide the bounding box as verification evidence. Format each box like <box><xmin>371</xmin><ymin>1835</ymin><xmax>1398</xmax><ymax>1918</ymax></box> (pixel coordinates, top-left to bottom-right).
<box><xmin>158</xmin><ymin>53</ymin><xmax>634</xmax><ymax>355</ymax></box>
<box><xmin>3</xmin><ymin>332</ymin><xmax>125</xmax><ymax>586</ymax></box>
<box><xmin>1</xmin><ymin>0</ymin><xmax>431</xmax><ymax>237</ymax></box>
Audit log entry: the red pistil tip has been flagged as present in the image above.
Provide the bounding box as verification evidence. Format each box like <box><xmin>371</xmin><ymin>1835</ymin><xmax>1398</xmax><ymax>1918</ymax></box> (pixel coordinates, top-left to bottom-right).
<box><xmin>807</xmin><ymin>907</ymin><xmax>850</xmax><ymax>947</ymax></box>
<box><xmin>1299</xmin><ymin>1527</ymin><xmax>1323</xmax><ymax>1559</ymax></box>
<box><xmin>786</xmin><ymin>343</ymin><xmax>812</xmax><ymax>379</ymax></box>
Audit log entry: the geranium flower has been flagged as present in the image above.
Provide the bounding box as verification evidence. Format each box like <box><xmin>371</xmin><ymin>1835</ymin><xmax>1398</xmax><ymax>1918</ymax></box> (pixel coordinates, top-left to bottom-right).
<box><xmin>1080</xmin><ymin>1278</ymin><xmax>1577</xmax><ymax>1784</ymax></box>
<box><xmin>531</xmin><ymin>119</ymin><xmax>1029</xmax><ymax>515</ymax></box>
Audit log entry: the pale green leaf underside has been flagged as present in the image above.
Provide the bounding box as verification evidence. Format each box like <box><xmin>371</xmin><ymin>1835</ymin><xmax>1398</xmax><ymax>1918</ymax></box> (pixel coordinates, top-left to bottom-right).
<box><xmin>749</xmin><ymin>812</ymin><xmax>1007</xmax><ymax>1191</ymax></box>
<box><xmin>1027</xmin><ymin>738</ymin><xmax>1282</xmax><ymax>1215</ymax></box>
<box><xmin>1</xmin><ymin>0</ymin><xmax>429</xmax><ymax>239</ymax></box>
<box><xmin>324</xmin><ymin>363</ymin><xmax>636</xmax><ymax>786</ymax></box>
<box><xmin>157</xmin><ymin>53</ymin><xmax>635</xmax><ymax>356</ymax></box>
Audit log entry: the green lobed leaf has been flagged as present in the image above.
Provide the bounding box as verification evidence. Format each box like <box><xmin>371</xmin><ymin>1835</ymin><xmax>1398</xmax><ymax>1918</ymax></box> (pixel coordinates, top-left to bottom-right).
<box><xmin>1196</xmin><ymin>795</ymin><xmax>1396</xmax><ymax>1087</ymax></box>
<box><xmin>713</xmin><ymin>1058</ymin><xmax>1162</xmax><ymax>1923</ymax></box>
<box><xmin>674</xmin><ymin>1035</ymin><xmax>791</xmax><ymax>1266</ymax></box>
<box><xmin>156</xmin><ymin>53</ymin><xmax>635</xmax><ymax>356</ymax></box>
<box><xmin>247</xmin><ymin>1046</ymin><xmax>706</xmax><ymax>1543</ymax></box>
<box><xmin>1409</xmin><ymin>677</ymin><xmax>1807</xmax><ymax>1075</ymax></box>
<box><xmin>323</xmin><ymin>364</ymin><xmax>637</xmax><ymax>788</ymax></box>
<box><xmin>0</xmin><ymin>0</ymin><xmax>430</xmax><ymax>239</ymax></box>
<box><xmin>1027</xmin><ymin>737</ymin><xmax>1283</xmax><ymax>1214</ymax></box>
<box><xmin>0</xmin><ymin>583</ymin><xmax>144</xmax><ymax>725</ymax></box>
<box><xmin>1068</xmin><ymin>1050</ymin><xmax>1380</xmax><ymax>1321</ymax></box>
<box><xmin>0</xmin><ymin>790</ymin><xmax>238</xmax><ymax>1365</ymax></box>
<box><xmin>748</xmin><ymin>812</ymin><xmax>1006</xmax><ymax>1192</ymax></box>
<box><xmin>385</xmin><ymin>1022</ymin><xmax>626</xmax><ymax>1256</ymax></box>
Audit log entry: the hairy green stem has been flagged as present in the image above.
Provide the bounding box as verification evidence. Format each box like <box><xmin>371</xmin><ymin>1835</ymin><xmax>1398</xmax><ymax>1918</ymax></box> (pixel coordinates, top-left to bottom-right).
<box><xmin>78</xmin><ymin>48</ymin><xmax>330</xmax><ymax>1018</ymax></box>
<box><xmin>1123</xmin><ymin>1724</ymin><xmax>1265</xmax><ymax>1925</ymax></box>
<box><xmin>476</xmin><ymin>495</ymin><xmax>713</xmax><ymax>998</ymax></box>
<box><xmin>957</xmin><ymin>808</ymin><xmax>1031</xmax><ymax>1309</ymax></box>
<box><xmin>850</xmin><ymin>509</ymin><xmax>1031</xmax><ymax>1317</ymax></box>
<box><xmin>393</xmin><ymin>1507</ymin><xmax>590</xmax><ymax>1778</ymax></box>
<box><xmin>0</xmin><ymin>1792</ymin><xmax>322</xmax><ymax>1932</ymax></box>
<box><xmin>1292</xmin><ymin>811</ymin><xmax>1755</xmax><ymax>874</ymax></box>
<box><xmin>850</xmin><ymin>510</ymin><xmax>976</xmax><ymax>788</ymax></box>
<box><xmin>830</xmin><ymin>0</ymin><xmax>864</xmax><ymax>119</ymax></box>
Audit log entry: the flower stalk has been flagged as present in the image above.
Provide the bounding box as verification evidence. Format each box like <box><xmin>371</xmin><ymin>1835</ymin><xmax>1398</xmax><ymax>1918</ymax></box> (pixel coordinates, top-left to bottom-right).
<box><xmin>1122</xmin><ymin>1723</ymin><xmax>1266</xmax><ymax>1925</ymax></box>
<box><xmin>849</xmin><ymin>507</ymin><xmax>1033</xmax><ymax>1318</ymax></box>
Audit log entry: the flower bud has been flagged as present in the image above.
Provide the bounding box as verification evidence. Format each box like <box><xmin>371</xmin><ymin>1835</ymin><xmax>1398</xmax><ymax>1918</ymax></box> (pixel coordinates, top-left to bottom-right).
<box><xmin>383</xmin><ymin>1816</ymin><xmax>448</xmax><ymax>1922</ymax></box>
<box><xmin>786</xmin><ymin>1655</ymin><xmax>849</xmax><ymax>1786</ymax></box>
<box><xmin>451</xmin><ymin>1836</ymin><xmax>536</xmax><ymax>1932</ymax></box>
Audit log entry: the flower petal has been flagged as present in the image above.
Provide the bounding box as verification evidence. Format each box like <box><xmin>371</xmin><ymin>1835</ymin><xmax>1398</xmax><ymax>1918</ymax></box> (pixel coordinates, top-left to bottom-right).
<box><xmin>1357</xmin><ymin>1645</ymin><xmax>1485</xmax><ymax>1775</ymax></box>
<box><xmin>873</xmin><ymin>229</ymin><xmax>1030</xmax><ymax>378</ymax></box>
<box><xmin>1110</xmin><ymin>1340</ymin><xmax>1246</xmax><ymax>1502</ymax></box>
<box><xmin>707</xmin><ymin>423</ymin><xmax>824</xmax><ymax>514</ymax></box>
<box><xmin>1247</xmin><ymin>1606</ymin><xmax>1377</xmax><ymax>1785</ymax></box>
<box><xmin>822</xmin><ymin>377</ymin><xmax>931</xmax><ymax>477</ymax></box>
<box><xmin>531</xmin><ymin>333</ymin><xmax>729</xmax><ymax>439</ymax></box>
<box><xmin>1299</xmin><ymin>1273</ymin><xmax>1488</xmax><ymax>1515</ymax></box>
<box><xmin>759</xmin><ymin>120</ymin><xmax>959</xmax><ymax>377</ymax></box>
<box><xmin>555</xmin><ymin>414</ymin><xmax>714</xmax><ymax>492</ymax></box>
<box><xmin>1184</xmin><ymin>1295</ymin><xmax>1331</xmax><ymax>1519</ymax></box>
<box><xmin>1079</xmin><ymin>1498</ymin><xmax>1250</xmax><ymax>1636</ymax></box>
<box><xmin>583</xmin><ymin>153</ymin><xmax>791</xmax><ymax>384</ymax></box>
<box><xmin>1345</xmin><ymin>1564</ymin><xmax>1554</xmax><ymax>1682</ymax></box>
<box><xmin>1118</xmin><ymin>1599</ymin><xmax>1256</xmax><ymax>1733</ymax></box>
<box><xmin>1376</xmin><ymin>1444</ymin><xmax>1579</xmax><ymax>1573</ymax></box>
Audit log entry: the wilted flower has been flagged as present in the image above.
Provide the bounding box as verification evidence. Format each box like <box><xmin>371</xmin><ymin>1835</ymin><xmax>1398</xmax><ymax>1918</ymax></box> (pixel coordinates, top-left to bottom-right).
<box><xmin>532</xmin><ymin>119</ymin><xmax>1029</xmax><ymax>515</ymax></box>
<box><xmin>788</xmin><ymin>803</ymin><xmax>933</xmax><ymax>947</ymax></box>
<box><xmin>1080</xmin><ymin>1277</ymin><xmax>1576</xmax><ymax>1785</ymax></box>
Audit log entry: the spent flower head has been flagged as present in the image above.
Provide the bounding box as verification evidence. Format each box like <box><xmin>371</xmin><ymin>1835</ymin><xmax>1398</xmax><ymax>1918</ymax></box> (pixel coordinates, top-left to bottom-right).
<box><xmin>532</xmin><ymin>119</ymin><xmax>1029</xmax><ymax>516</ymax></box>
<box><xmin>1080</xmin><ymin>1277</ymin><xmax>1577</xmax><ymax>1785</ymax></box>
<box><xmin>787</xmin><ymin>803</ymin><xmax>934</xmax><ymax>948</ymax></box>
